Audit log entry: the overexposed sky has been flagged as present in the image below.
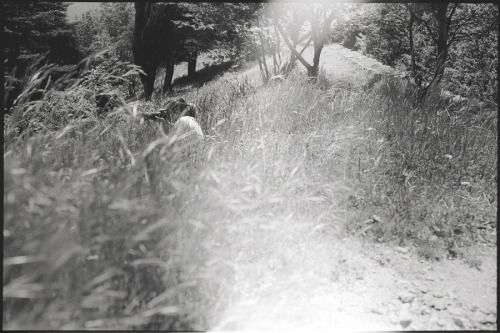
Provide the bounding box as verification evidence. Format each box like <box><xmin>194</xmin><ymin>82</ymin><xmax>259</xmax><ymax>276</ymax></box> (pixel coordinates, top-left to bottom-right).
<box><xmin>66</xmin><ymin>2</ymin><xmax>101</xmax><ymax>21</ymax></box>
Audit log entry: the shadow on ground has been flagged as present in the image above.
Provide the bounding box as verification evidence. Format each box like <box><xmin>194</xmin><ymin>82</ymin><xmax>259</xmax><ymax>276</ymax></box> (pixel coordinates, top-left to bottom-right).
<box><xmin>173</xmin><ymin>61</ymin><xmax>237</xmax><ymax>91</ymax></box>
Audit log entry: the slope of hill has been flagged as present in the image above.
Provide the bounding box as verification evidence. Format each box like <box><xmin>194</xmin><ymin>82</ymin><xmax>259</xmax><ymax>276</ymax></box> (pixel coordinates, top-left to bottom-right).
<box><xmin>3</xmin><ymin>42</ymin><xmax>496</xmax><ymax>331</ymax></box>
<box><xmin>202</xmin><ymin>43</ymin><xmax>497</xmax><ymax>331</ymax></box>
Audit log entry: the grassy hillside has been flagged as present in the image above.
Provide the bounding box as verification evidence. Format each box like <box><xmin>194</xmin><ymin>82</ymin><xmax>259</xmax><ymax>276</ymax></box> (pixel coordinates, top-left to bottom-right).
<box><xmin>3</xmin><ymin>45</ymin><xmax>497</xmax><ymax>329</ymax></box>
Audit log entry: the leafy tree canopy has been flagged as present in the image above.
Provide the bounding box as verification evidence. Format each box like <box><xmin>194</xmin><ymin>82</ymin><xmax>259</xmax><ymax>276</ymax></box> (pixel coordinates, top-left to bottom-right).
<box><xmin>4</xmin><ymin>2</ymin><xmax>82</xmax><ymax>71</ymax></box>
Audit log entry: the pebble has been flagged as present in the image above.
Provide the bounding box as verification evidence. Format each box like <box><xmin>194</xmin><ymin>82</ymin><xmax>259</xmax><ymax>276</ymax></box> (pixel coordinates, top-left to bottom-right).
<box><xmin>422</xmin><ymin>294</ymin><xmax>433</xmax><ymax>304</ymax></box>
<box><xmin>476</xmin><ymin>312</ymin><xmax>496</xmax><ymax>324</ymax></box>
<box><xmin>432</xmin><ymin>292</ymin><xmax>445</xmax><ymax>298</ymax></box>
<box><xmin>420</xmin><ymin>307</ymin><xmax>431</xmax><ymax>315</ymax></box>
<box><xmin>480</xmin><ymin>307</ymin><xmax>496</xmax><ymax>315</ymax></box>
<box><xmin>437</xmin><ymin>319</ymin><xmax>447</xmax><ymax>327</ymax></box>
<box><xmin>370</xmin><ymin>307</ymin><xmax>384</xmax><ymax>315</ymax></box>
<box><xmin>454</xmin><ymin>316</ymin><xmax>469</xmax><ymax>329</ymax></box>
<box><xmin>418</xmin><ymin>285</ymin><xmax>428</xmax><ymax>294</ymax></box>
<box><xmin>432</xmin><ymin>299</ymin><xmax>448</xmax><ymax>311</ymax></box>
<box><xmin>389</xmin><ymin>312</ymin><xmax>399</xmax><ymax>325</ymax></box>
<box><xmin>397</xmin><ymin>292</ymin><xmax>416</xmax><ymax>304</ymax></box>
<box><xmin>396</xmin><ymin>279</ymin><xmax>411</xmax><ymax>285</ymax></box>
<box><xmin>447</xmin><ymin>291</ymin><xmax>458</xmax><ymax>299</ymax></box>
<box><xmin>447</xmin><ymin>307</ymin><xmax>463</xmax><ymax>316</ymax></box>
<box><xmin>399</xmin><ymin>304</ymin><xmax>412</xmax><ymax>328</ymax></box>
<box><xmin>444</xmin><ymin>322</ymin><xmax>457</xmax><ymax>330</ymax></box>
<box><xmin>429</xmin><ymin>314</ymin><xmax>442</xmax><ymax>327</ymax></box>
<box><xmin>396</xmin><ymin>246</ymin><xmax>409</xmax><ymax>254</ymax></box>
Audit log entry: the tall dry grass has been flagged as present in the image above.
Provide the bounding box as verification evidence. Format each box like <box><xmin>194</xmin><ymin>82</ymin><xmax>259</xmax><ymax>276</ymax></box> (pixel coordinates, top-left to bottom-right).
<box><xmin>344</xmin><ymin>75</ymin><xmax>497</xmax><ymax>258</ymax></box>
<box><xmin>3</xmin><ymin>52</ymin><xmax>496</xmax><ymax>329</ymax></box>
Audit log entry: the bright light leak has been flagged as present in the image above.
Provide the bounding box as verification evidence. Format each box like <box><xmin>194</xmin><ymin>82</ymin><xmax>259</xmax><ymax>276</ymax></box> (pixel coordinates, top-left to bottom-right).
<box><xmin>206</xmin><ymin>217</ymin><xmax>399</xmax><ymax>331</ymax></box>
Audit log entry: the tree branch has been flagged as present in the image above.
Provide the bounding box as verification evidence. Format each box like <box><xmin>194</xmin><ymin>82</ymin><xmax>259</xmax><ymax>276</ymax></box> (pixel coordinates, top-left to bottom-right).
<box><xmin>274</xmin><ymin>20</ymin><xmax>312</xmax><ymax>70</ymax></box>
<box><xmin>414</xmin><ymin>14</ymin><xmax>438</xmax><ymax>45</ymax></box>
<box><xmin>299</xmin><ymin>36</ymin><xmax>313</xmax><ymax>55</ymax></box>
<box><xmin>446</xmin><ymin>3</ymin><xmax>458</xmax><ymax>32</ymax></box>
<box><xmin>297</xmin><ymin>31</ymin><xmax>312</xmax><ymax>44</ymax></box>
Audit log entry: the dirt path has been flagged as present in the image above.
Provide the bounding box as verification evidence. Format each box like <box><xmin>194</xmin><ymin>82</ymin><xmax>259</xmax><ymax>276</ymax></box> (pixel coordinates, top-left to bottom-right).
<box><xmin>211</xmin><ymin>222</ymin><xmax>496</xmax><ymax>330</ymax></box>
<box><xmin>206</xmin><ymin>43</ymin><xmax>497</xmax><ymax>331</ymax></box>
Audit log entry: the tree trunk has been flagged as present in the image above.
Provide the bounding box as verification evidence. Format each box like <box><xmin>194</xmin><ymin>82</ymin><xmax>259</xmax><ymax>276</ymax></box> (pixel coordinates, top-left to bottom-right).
<box><xmin>187</xmin><ymin>50</ymin><xmax>197</xmax><ymax>77</ymax></box>
<box><xmin>310</xmin><ymin>43</ymin><xmax>323</xmax><ymax>78</ymax></box>
<box><xmin>163</xmin><ymin>61</ymin><xmax>175</xmax><ymax>93</ymax></box>
<box><xmin>433</xmin><ymin>3</ymin><xmax>449</xmax><ymax>85</ymax></box>
<box><xmin>140</xmin><ymin>64</ymin><xmax>156</xmax><ymax>101</ymax></box>
<box><xmin>275</xmin><ymin>21</ymin><xmax>313</xmax><ymax>74</ymax></box>
<box><xmin>257</xmin><ymin>20</ymin><xmax>270</xmax><ymax>81</ymax></box>
<box><xmin>163</xmin><ymin>47</ymin><xmax>176</xmax><ymax>93</ymax></box>
<box><xmin>133</xmin><ymin>2</ymin><xmax>178</xmax><ymax>100</ymax></box>
<box><xmin>418</xmin><ymin>3</ymin><xmax>456</xmax><ymax>104</ymax></box>
<box><xmin>407</xmin><ymin>7</ymin><xmax>421</xmax><ymax>88</ymax></box>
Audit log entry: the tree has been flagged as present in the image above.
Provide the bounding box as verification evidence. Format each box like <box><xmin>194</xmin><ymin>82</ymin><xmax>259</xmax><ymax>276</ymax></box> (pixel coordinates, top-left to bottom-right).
<box><xmin>4</xmin><ymin>2</ymin><xmax>82</xmax><ymax>71</ymax></box>
<box><xmin>336</xmin><ymin>3</ymin><xmax>498</xmax><ymax>103</ymax></box>
<box><xmin>409</xmin><ymin>3</ymin><xmax>457</xmax><ymax>101</ymax></box>
<box><xmin>133</xmin><ymin>2</ymin><xmax>179</xmax><ymax>100</ymax></box>
<box><xmin>272</xmin><ymin>3</ymin><xmax>341</xmax><ymax>78</ymax></box>
<box><xmin>74</xmin><ymin>3</ymin><xmax>135</xmax><ymax>62</ymax></box>
<box><xmin>4</xmin><ymin>2</ymin><xmax>83</xmax><ymax>111</ymax></box>
<box><xmin>406</xmin><ymin>3</ymin><xmax>497</xmax><ymax>102</ymax></box>
<box><xmin>167</xmin><ymin>3</ymin><xmax>260</xmax><ymax>85</ymax></box>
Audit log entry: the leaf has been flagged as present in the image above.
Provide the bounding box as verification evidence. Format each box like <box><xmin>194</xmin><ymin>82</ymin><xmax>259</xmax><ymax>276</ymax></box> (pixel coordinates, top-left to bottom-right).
<box><xmin>55</xmin><ymin>125</ymin><xmax>74</xmax><ymax>139</ymax></box>
<box><xmin>80</xmin><ymin>168</ymin><xmax>99</xmax><ymax>177</ymax></box>
<box><xmin>84</xmin><ymin>268</ymin><xmax>125</xmax><ymax>291</ymax></box>
<box><xmin>117</xmin><ymin>130</ymin><xmax>136</xmax><ymax>167</ymax></box>
<box><xmin>130</xmin><ymin>258</ymin><xmax>169</xmax><ymax>268</ymax></box>
<box><xmin>80</xmin><ymin>294</ymin><xmax>108</xmax><ymax>309</ymax></box>
<box><xmin>3</xmin><ymin>275</ymin><xmax>47</xmax><ymax>299</ymax></box>
<box><xmin>215</xmin><ymin>118</ymin><xmax>226</xmax><ymax>127</ymax></box>
<box><xmin>355</xmin><ymin>223</ymin><xmax>375</xmax><ymax>237</ymax></box>
<box><xmin>131</xmin><ymin>218</ymin><xmax>172</xmax><ymax>245</ymax></box>
<box><xmin>188</xmin><ymin>219</ymin><xmax>207</xmax><ymax>229</ymax></box>
<box><xmin>146</xmin><ymin>280</ymin><xmax>197</xmax><ymax>309</ymax></box>
<box><xmin>140</xmin><ymin>305</ymin><xmax>182</xmax><ymax>318</ymax></box>
<box><xmin>4</xmin><ymin>255</ymin><xmax>47</xmax><ymax>266</ymax></box>
<box><xmin>289</xmin><ymin>165</ymin><xmax>300</xmax><ymax>178</ymax></box>
<box><xmin>373</xmin><ymin>154</ymin><xmax>382</xmax><ymax>169</ymax></box>
<box><xmin>52</xmin><ymin>244</ymin><xmax>83</xmax><ymax>270</ymax></box>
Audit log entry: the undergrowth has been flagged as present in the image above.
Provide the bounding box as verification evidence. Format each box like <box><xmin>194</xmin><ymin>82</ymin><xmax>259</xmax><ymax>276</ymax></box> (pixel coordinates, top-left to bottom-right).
<box><xmin>3</xmin><ymin>52</ymin><xmax>497</xmax><ymax>329</ymax></box>
<box><xmin>346</xmin><ymin>75</ymin><xmax>497</xmax><ymax>258</ymax></box>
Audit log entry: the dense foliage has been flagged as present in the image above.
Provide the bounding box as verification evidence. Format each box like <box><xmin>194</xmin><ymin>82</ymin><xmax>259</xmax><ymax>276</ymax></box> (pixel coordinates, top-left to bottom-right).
<box><xmin>174</xmin><ymin>3</ymin><xmax>261</xmax><ymax>66</ymax></box>
<box><xmin>332</xmin><ymin>3</ymin><xmax>498</xmax><ymax>103</ymax></box>
<box><xmin>4</xmin><ymin>2</ymin><xmax>82</xmax><ymax>70</ymax></box>
<box><xmin>131</xmin><ymin>3</ymin><xmax>260</xmax><ymax>97</ymax></box>
<box><xmin>74</xmin><ymin>3</ymin><xmax>134</xmax><ymax>62</ymax></box>
<box><xmin>4</xmin><ymin>2</ymin><xmax>83</xmax><ymax>111</ymax></box>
